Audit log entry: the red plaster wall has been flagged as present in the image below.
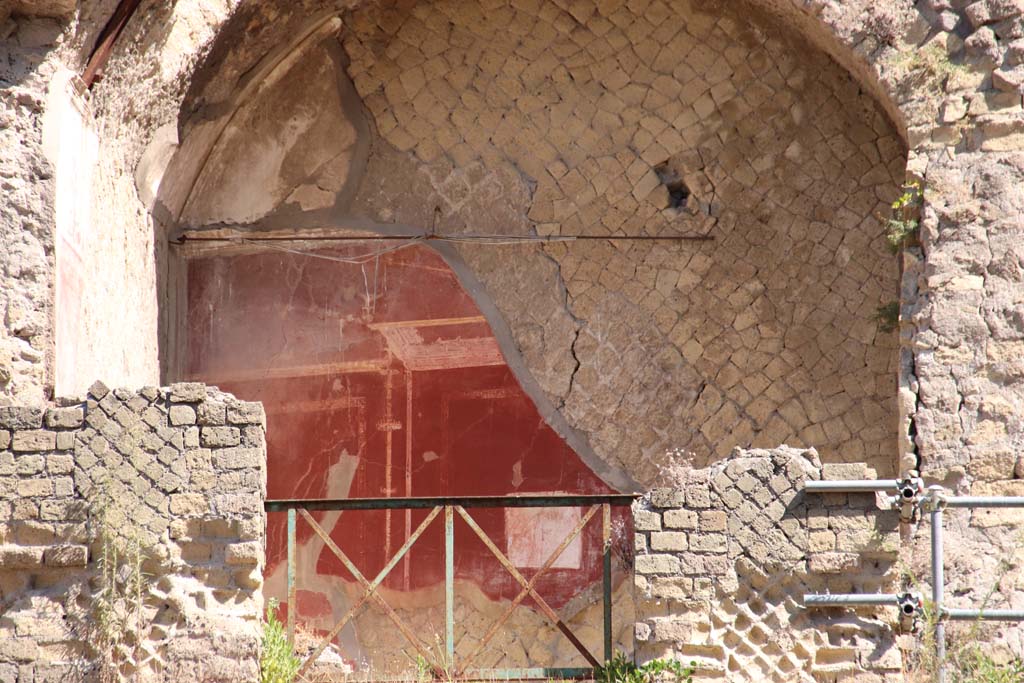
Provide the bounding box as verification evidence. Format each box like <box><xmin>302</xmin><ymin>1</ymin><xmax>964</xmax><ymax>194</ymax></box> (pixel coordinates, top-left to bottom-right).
<box><xmin>186</xmin><ymin>245</ymin><xmax>625</xmax><ymax>616</ymax></box>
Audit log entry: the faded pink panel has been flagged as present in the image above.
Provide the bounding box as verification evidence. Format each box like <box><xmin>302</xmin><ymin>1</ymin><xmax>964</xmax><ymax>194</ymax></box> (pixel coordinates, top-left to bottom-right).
<box><xmin>505</xmin><ymin>506</ymin><xmax>582</xmax><ymax>569</ymax></box>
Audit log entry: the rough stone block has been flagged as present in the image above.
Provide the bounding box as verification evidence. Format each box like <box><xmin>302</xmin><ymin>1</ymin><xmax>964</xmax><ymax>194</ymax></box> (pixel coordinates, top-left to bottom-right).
<box><xmin>44</xmin><ymin>545</ymin><xmax>87</xmax><ymax>567</ymax></box>
<box><xmin>0</xmin><ymin>638</ymin><xmax>38</xmax><ymax>662</ymax></box>
<box><xmin>44</xmin><ymin>407</ymin><xmax>83</xmax><ymax>429</ymax></box>
<box><xmin>0</xmin><ymin>430</ymin><xmax>8</xmax><ymax>449</ymax></box>
<box><xmin>87</xmin><ymin>380</ymin><xmax>110</xmax><ymax>399</ymax></box>
<box><xmin>650</xmin><ymin>531</ymin><xmax>688</xmax><ymax>551</ymax></box>
<box><xmin>634</xmin><ymin>554</ymin><xmax>680</xmax><ymax>574</ymax></box>
<box><xmin>227</xmin><ymin>402</ymin><xmax>266</xmax><ymax>426</ymax></box>
<box><xmin>649</xmin><ymin>576</ymin><xmax>693</xmax><ymax>600</ymax></box>
<box><xmin>651</xmin><ymin>617</ymin><xmax>693</xmax><ymax>642</ymax></box>
<box><xmin>821</xmin><ymin>463</ymin><xmax>869</xmax><ymax>480</ymax></box>
<box><xmin>689</xmin><ymin>533</ymin><xmax>727</xmax><ymax>552</ymax></box>
<box><xmin>15</xmin><ymin>454</ymin><xmax>44</xmax><ymax>475</ymax></box>
<box><xmin>0</xmin><ymin>407</ymin><xmax>43</xmax><ymax>430</ymax></box>
<box><xmin>0</xmin><ymin>545</ymin><xmax>44</xmax><ymax>568</ymax></box>
<box><xmin>179</xmin><ymin>541</ymin><xmax>212</xmax><ymax>562</ymax></box>
<box><xmin>11</xmin><ymin>430</ymin><xmax>55</xmax><ymax>452</ymax></box>
<box><xmin>17</xmin><ymin>478</ymin><xmax>53</xmax><ymax>497</ymax></box>
<box><xmin>809</xmin><ymin>530</ymin><xmax>837</xmax><ymax>552</ymax></box>
<box><xmin>55</xmin><ymin>432</ymin><xmax>74</xmax><ymax>450</ymax></box>
<box><xmin>634</xmin><ymin>509</ymin><xmax>662</xmax><ymax>531</ymax></box>
<box><xmin>197</xmin><ymin>402</ymin><xmax>227</xmax><ymax>425</ymax></box>
<box><xmin>664</xmin><ymin>509</ymin><xmax>697</xmax><ymax>529</ymax></box>
<box><xmin>169</xmin><ymin>405</ymin><xmax>197</xmax><ymax>426</ymax></box>
<box><xmin>13</xmin><ymin>521</ymin><xmax>55</xmax><ymax>544</ymax></box>
<box><xmin>170</xmin><ymin>493</ymin><xmax>208</xmax><ymax>516</ymax></box>
<box><xmin>809</xmin><ymin>552</ymin><xmax>860</xmax><ymax>573</ymax></box>
<box><xmin>46</xmin><ymin>454</ymin><xmax>74</xmax><ymax>474</ymax></box>
<box><xmin>214</xmin><ymin>447</ymin><xmax>262</xmax><ymax>470</ymax></box>
<box><xmin>649</xmin><ymin>488</ymin><xmax>684</xmax><ymax>507</ymax></box>
<box><xmin>699</xmin><ymin>510</ymin><xmax>727</xmax><ymax>531</ymax></box>
<box><xmin>201</xmin><ymin>427</ymin><xmax>241</xmax><ymax>448</ymax></box>
<box><xmin>225</xmin><ymin>541</ymin><xmax>262</xmax><ymax>565</ymax></box>
<box><xmin>213</xmin><ymin>493</ymin><xmax>261</xmax><ymax>516</ymax></box>
<box><xmin>169</xmin><ymin>383</ymin><xmax>205</xmax><ymax>403</ymax></box>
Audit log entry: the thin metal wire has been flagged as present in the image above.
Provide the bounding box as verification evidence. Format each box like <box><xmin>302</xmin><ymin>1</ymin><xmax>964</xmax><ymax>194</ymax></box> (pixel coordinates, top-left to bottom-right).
<box><xmin>176</xmin><ymin>232</ymin><xmax>714</xmax><ymax>245</ymax></box>
<box><xmin>238</xmin><ymin>237</ymin><xmax>425</xmax><ymax>265</ymax></box>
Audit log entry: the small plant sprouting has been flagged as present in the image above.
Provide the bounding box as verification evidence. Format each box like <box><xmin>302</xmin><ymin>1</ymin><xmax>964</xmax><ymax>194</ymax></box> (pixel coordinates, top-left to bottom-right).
<box><xmin>596</xmin><ymin>652</ymin><xmax>695</xmax><ymax>683</ymax></box>
<box><xmin>86</xmin><ymin>489</ymin><xmax>153</xmax><ymax>683</ymax></box>
<box><xmin>885</xmin><ymin>181</ymin><xmax>923</xmax><ymax>254</ymax></box>
<box><xmin>875</xmin><ymin>301</ymin><xmax>900</xmax><ymax>333</ymax></box>
<box><xmin>261</xmin><ymin>598</ymin><xmax>302</xmax><ymax>683</ymax></box>
<box><xmin>891</xmin><ymin>42</ymin><xmax>969</xmax><ymax>92</ymax></box>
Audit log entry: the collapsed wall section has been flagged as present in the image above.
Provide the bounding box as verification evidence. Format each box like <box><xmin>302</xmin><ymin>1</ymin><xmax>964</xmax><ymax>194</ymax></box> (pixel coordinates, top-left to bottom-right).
<box><xmin>0</xmin><ymin>381</ymin><xmax>266</xmax><ymax>683</ymax></box>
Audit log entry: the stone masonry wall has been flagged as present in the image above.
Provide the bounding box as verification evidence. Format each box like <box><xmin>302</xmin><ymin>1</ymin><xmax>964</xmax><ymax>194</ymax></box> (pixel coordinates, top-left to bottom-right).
<box><xmin>335</xmin><ymin>0</ymin><xmax>906</xmax><ymax>483</ymax></box>
<box><xmin>632</xmin><ymin>447</ymin><xmax>902</xmax><ymax>682</ymax></box>
<box><xmin>0</xmin><ymin>381</ymin><xmax>266</xmax><ymax>683</ymax></box>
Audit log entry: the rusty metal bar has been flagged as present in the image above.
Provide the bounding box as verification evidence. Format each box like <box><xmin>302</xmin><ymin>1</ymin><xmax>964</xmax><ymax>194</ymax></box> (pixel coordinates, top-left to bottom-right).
<box><xmin>82</xmin><ymin>0</ymin><xmax>143</xmax><ymax>87</ymax></box>
<box><xmin>265</xmin><ymin>494</ymin><xmax>637</xmax><ymax>511</ymax></box>
<box><xmin>602</xmin><ymin>502</ymin><xmax>612</xmax><ymax>664</ymax></box>
<box><xmin>460</xmin><ymin>505</ymin><xmax>600</xmax><ymax>670</ymax></box>
<box><xmin>287</xmin><ymin>507</ymin><xmax>296</xmax><ymax>645</ymax></box>
<box><xmin>293</xmin><ymin>506</ymin><xmax>442</xmax><ymax>677</ymax></box>
<box><xmin>298</xmin><ymin>509</ymin><xmax>443</xmax><ymax>676</ymax></box>
<box><xmin>455</xmin><ymin>506</ymin><xmax>601</xmax><ymax>668</ymax></box>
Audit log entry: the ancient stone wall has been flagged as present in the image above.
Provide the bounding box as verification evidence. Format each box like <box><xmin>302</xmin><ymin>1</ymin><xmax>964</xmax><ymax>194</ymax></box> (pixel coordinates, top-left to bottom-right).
<box><xmin>0</xmin><ymin>381</ymin><xmax>265</xmax><ymax>683</ymax></box>
<box><xmin>632</xmin><ymin>447</ymin><xmax>902</xmax><ymax>681</ymax></box>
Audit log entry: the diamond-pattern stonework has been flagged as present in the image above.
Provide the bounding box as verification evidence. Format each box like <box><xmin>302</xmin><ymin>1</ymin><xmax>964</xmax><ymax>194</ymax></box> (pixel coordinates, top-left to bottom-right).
<box><xmin>0</xmin><ymin>382</ymin><xmax>266</xmax><ymax>683</ymax></box>
<box><xmin>633</xmin><ymin>447</ymin><xmax>902</xmax><ymax>680</ymax></box>
<box><xmin>341</xmin><ymin>0</ymin><xmax>907</xmax><ymax>482</ymax></box>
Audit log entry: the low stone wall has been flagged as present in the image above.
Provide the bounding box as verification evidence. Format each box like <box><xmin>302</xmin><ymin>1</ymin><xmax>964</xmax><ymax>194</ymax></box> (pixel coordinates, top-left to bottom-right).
<box><xmin>633</xmin><ymin>447</ymin><xmax>903</xmax><ymax>682</ymax></box>
<box><xmin>0</xmin><ymin>381</ymin><xmax>266</xmax><ymax>683</ymax></box>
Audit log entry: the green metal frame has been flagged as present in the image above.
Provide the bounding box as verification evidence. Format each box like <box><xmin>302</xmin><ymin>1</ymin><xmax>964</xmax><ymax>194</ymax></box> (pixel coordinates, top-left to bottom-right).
<box><xmin>265</xmin><ymin>494</ymin><xmax>637</xmax><ymax>681</ymax></box>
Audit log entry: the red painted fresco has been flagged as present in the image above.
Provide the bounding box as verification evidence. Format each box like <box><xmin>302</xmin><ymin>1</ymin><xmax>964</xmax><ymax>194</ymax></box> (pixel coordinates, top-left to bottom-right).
<box><xmin>185</xmin><ymin>244</ymin><xmax>625</xmax><ymax>620</ymax></box>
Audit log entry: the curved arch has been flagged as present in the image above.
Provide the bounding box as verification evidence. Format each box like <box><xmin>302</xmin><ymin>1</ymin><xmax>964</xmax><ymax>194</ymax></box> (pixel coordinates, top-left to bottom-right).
<box><xmin>156</xmin><ymin>0</ymin><xmax>911</xmax><ymax>487</ymax></box>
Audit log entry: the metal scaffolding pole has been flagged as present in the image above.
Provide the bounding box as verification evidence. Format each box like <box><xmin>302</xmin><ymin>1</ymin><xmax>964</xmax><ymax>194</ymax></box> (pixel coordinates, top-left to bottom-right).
<box><xmin>943</xmin><ymin>496</ymin><xmax>1024</xmax><ymax>508</ymax></box>
<box><xmin>929</xmin><ymin>486</ymin><xmax>945</xmax><ymax>683</ymax></box>
<box><xmin>802</xmin><ymin>478</ymin><xmax>1024</xmax><ymax>683</ymax></box>
<box><xmin>944</xmin><ymin>608</ymin><xmax>1024</xmax><ymax>621</ymax></box>
<box><xmin>803</xmin><ymin>593</ymin><xmax>901</xmax><ymax>607</ymax></box>
<box><xmin>802</xmin><ymin>479</ymin><xmax>901</xmax><ymax>493</ymax></box>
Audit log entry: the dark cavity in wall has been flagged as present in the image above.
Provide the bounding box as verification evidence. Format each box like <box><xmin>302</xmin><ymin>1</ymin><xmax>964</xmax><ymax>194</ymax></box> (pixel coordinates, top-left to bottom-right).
<box><xmin>654</xmin><ymin>161</ymin><xmax>691</xmax><ymax>211</ymax></box>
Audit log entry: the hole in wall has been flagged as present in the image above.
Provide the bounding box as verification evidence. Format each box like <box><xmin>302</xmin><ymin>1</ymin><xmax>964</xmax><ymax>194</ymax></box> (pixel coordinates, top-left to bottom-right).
<box><xmin>654</xmin><ymin>160</ymin><xmax>692</xmax><ymax>212</ymax></box>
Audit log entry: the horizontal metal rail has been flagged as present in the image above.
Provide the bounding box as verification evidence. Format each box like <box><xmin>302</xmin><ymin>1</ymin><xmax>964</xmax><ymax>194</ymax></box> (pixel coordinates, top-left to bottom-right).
<box><xmin>265</xmin><ymin>493</ymin><xmax>638</xmax><ymax>512</ymax></box>
<box><xmin>803</xmin><ymin>478</ymin><xmax>1024</xmax><ymax>683</ymax></box>
<box><xmin>943</xmin><ymin>496</ymin><xmax>1024</xmax><ymax>508</ymax></box>
<box><xmin>944</xmin><ymin>608</ymin><xmax>1024</xmax><ymax>621</ymax></box>
<box><xmin>803</xmin><ymin>479</ymin><xmax>901</xmax><ymax>493</ymax></box>
<box><xmin>804</xmin><ymin>593</ymin><xmax>901</xmax><ymax>607</ymax></box>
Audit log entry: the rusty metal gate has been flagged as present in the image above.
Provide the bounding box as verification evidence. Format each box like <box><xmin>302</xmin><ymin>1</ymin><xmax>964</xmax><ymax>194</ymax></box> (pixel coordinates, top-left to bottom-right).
<box><xmin>264</xmin><ymin>494</ymin><xmax>637</xmax><ymax>681</ymax></box>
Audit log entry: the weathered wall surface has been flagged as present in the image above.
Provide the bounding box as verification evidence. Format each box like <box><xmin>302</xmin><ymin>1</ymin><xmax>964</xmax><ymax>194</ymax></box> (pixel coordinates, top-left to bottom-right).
<box><xmin>4</xmin><ymin>0</ymin><xmax>1024</xmax><ymax>677</ymax></box>
<box><xmin>0</xmin><ymin>381</ymin><xmax>265</xmax><ymax>682</ymax></box>
<box><xmin>334</xmin><ymin>0</ymin><xmax>907</xmax><ymax>483</ymax></box>
<box><xmin>633</xmin><ymin>447</ymin><xmax>902</xmax><ymax>681</ymax></box>
<box><xmin>0</xmin><ymin>14</ymin><xmax>64</xmax><ymax>406</ymax></box>
<box><xmin>0</xmin><ymin>8</ymin><xmax>164</xmax><ymax>404</ymax></box>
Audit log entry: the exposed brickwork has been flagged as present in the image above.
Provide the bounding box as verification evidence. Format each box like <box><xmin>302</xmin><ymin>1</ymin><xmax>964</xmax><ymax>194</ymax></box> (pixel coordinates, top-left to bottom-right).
<box><xmin>339</xmin><ymin>0</ymin><xmax>905</xmax><ymax>482</ymax></box>
<box><xmin>0</xmin><ymin>382</ymin><xmax>266</xmax><ymax>683</ymax></box>
<box><xmin>633</xmin><ymin>447</ymin><xmax>902</xmax><ymax>681</ymax></box>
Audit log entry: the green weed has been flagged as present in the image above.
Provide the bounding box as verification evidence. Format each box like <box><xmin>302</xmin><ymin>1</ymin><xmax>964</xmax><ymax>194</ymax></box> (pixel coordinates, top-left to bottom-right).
<box><xmin>261</xmin><ymin>598</ymin><xmax>302</xmax><ymax>683</ymax></box>
<box><xmin>596</xmin><ymin>652</ymin><xmax>695</xmax><ymax>683</ymax></box>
